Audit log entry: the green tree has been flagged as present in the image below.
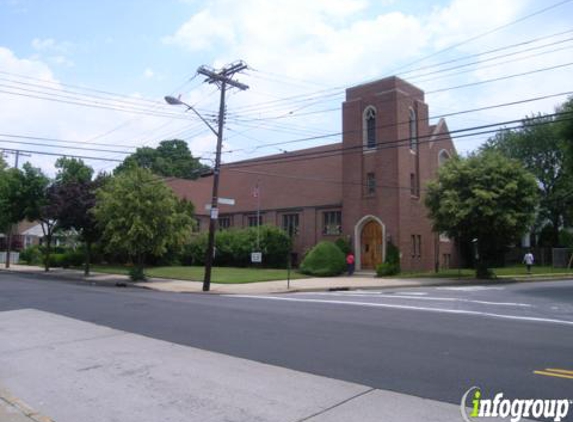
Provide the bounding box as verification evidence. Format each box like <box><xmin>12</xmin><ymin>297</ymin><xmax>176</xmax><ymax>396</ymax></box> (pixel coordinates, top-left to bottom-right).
<box><xmin>425</xmin><ymin>151</ymin><xmax>538</xmax><ymax>278</ymax></box>
<box><xmin>0</xmin><ymin>167</ymin><xmax>25</xmax><ymax>267</ymax></box>
<box><xmin>55</xmin><ymin>157</ymin><xmax>94</xmax><ymax>184</ymax></box>
<box><xmin>556</xmin><ymin>97</ymin><xmax>573</xmax><ymax>221</ymax></box>
<box><xmin>483</xmin><ymin>113</ymin><xmax>573</xmax><ymax>246</ymax></box>
<box><xmin>93</xmin><ymin>166</ymin><xmax>195</xmax><ymax>280</ymax></box>
<box><xmin>53</xmin><ymin>160</ymin><xmax>105</xmax><ymax>276</ymax></box>
<box><xmin>19</xmin><ymin>164</ymin><xmax>55</xmax><ymax>271</ymax></box>
<box><xmin>116</xmin><ymin>140</ymin><xmax>208</xmax><ymax>179</ymax></box>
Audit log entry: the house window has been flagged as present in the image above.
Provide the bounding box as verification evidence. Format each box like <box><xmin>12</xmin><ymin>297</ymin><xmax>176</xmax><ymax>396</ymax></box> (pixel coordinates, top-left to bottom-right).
<box><xmin>282</xmin><ymin>214</ymin><xmax>299</xmax><ymax>236</ymax></box>
<box><xmin>410</xmin><ymin>173</ymin><xmax>419</xmax><ymax>197</ymax></box>
<box><xmin>366</xmin><ymin>172</ymin><xmax>376</xmax><ymax>196</ymax></box>
<box><xmin>364</xmin><ymin>107</ymin><xmax>377</xmax><ymax>149</ymax></box>
<box><xmin>411</xmin><ymin>234</ymin><xmax>422</xmax><ymax>258</ymax></box>
<box><xmin>442</xmin><ymin>253</ymin><xmax>451</xmax><ymax>269</ymax></box>
<box><xmin>323</xmin><ymin>211</ymin><xmax>342</xmax><ymax>235</ymax></box>
<box><xmin>247</xmin><ymin>215</ymin><xmax>263</xmax><ymax>227</ymax></box>
<box><xmin>409</xmin><ymin>107</ymin><xmax>418</xmax><ymax>152</ymax></box>
<box><xmin>218</xmin><ymin>216</ymin><xmax>232</xmax><ymax>230</ymax></box>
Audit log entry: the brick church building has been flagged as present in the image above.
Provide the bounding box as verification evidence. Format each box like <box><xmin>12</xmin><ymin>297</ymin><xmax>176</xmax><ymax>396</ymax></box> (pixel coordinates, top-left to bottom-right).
<box><xmin>167</xmin><ymin>76</ymin><xmax>457</xmax><ymax>272</ymax></box>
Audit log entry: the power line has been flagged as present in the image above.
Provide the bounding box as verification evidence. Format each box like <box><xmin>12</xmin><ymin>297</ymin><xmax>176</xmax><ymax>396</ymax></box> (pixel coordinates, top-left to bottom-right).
<box><xmin>223</xmin><ymin>91</ymin><xmax>573</xmax><ymax>155</ymax></box>
<box><xmin>0</xmin><ymin>148</ymin><xmax>124</xmax><ymax>162</ymax></box>
<box><xmin>232</xmin><ymin>58</ymin><xmax>573</xmax><ymax>122</ymax></box>
<box><xmin>0</xmin><ymin>133</ymin><xmax>138</xmax><ymax>149</ymax></box>
<box><xmin>387</xmin><ymin>0</ymin><xmax>573</xmax><ymax>75</ymax></box>
<box><xmin>222</xmin><ymin>111</ymin><xmax>573</xmax><ymax>170</ymax></box>
<box><xmin>0</xmin><ymin>87</ymin><xmax>193</xmax><ymax>120</ymax></box>
<box><xmin>0</xmin><ymin>138</ymin><xmax>133</xmax><ymax>154</ymax></box>
<box><xmin>229</xmin><ymin>27</ymin><xmax>573</xmax><ymax>118</ymax></box>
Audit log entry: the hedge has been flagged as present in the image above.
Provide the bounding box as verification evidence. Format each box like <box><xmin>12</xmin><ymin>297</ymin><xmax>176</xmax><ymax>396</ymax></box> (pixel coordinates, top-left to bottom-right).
<box><xmin>183</xmin><ymin>225</ymin><xmax>291</xmax><ymax>268</ymax></box>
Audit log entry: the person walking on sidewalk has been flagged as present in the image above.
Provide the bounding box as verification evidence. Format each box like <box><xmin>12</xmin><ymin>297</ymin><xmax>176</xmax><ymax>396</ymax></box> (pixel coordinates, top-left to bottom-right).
<box><xmin>523</xmin><ymin>250</ymin><xmax>534</xmax><ymax>274</ymax></box>
<box><xmin>346</xmin><ymin>252</ymin><xmax>355</xmax><ymax>276</ymax></box>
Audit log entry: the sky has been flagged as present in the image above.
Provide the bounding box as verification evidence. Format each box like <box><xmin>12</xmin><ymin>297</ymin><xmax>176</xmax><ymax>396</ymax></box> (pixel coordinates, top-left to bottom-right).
<box><xmin>0</xmin><ymin>0</ymin><xmax>572</xmax><ymax>175</ymax></box>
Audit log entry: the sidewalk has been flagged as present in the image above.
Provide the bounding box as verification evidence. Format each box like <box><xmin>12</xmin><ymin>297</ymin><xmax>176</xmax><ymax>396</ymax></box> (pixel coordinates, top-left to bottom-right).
<box><xmin>0</xmin><ymin>387</ymin><xmax>54</xmax><ymax>422</ymax></box>
<box><xmin>0</xmin><ymin>264</ymin><xmax>567</xmax><ymax>295</ymax></box>
<box><xmin>0</xmin><ymin>309</ymin><xmax>533</xmax><ymax>422</ymax></box>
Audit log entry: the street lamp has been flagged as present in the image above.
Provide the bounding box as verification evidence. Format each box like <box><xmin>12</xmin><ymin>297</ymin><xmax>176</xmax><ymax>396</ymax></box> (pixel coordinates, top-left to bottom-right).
<box><xmin>164</xmin><ymin>95</ymin><xmax>222</xmax><ymax>292</ymax></box>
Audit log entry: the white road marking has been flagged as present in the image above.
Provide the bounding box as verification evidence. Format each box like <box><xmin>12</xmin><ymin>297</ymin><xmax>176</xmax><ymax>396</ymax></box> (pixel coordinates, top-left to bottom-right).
<box><xmin>393</xmin><ymin>291</ymin><xmax>428</xmax><ymax>296</ymax></box>
<box><xmin>231</xmin><ymin>295</ymin><xmax>573</xmax><ymax>327</ymax></box>
<box><xmin>302</xmin><ymin>292</ymin><xmax>532</xmax><ymax>307</ymax></box>
<box><xmin>437</xmin><ymin>286</ymin><xmax>505</xmax><ymax>291</ymax></box>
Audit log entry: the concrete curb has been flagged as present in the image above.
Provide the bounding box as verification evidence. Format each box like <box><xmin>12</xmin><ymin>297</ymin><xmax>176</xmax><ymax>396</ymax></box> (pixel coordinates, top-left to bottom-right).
<box><xmin>1</xmin><ymin>265</ymin><xmax>571</xmax><ymax>295</ymax></box>
<box><xmin>0</xmin><ymin>388</ymin><xmax>55</xmax><ymax>422</ymax></box>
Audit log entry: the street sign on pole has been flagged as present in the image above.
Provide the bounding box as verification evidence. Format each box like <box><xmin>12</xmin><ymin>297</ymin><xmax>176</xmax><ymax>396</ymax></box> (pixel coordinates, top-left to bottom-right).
<box><xmin>205</xmin><ymin>197</ymin><xmax>235</xmax><ymax>210</ymax></box>
<box><xmin>218</xmin><ymin>197</ymin><xmax>235</xmax><ymax>206</ymax></box>
<box><xmin>251</xmin><ymin>252</ymin><xmax>262</xmax><ymax>263</ymax></box>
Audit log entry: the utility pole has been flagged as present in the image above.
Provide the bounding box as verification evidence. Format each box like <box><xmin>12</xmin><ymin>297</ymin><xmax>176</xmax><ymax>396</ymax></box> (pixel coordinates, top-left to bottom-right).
<box><xmin>197</xmin><ymin>61</ymin><xmax>249</xmax><ymax>292</ymax></box>
<box><xmin>1</xmin><ymin>149</ymin><xmax>31</xmax><ymax>169</ymax></box>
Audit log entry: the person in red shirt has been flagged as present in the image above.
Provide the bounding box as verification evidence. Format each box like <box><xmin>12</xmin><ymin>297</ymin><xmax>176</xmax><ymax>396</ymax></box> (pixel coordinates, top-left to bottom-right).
<box><xmin>346</xmin><ymin>252</ymin><xmax>355</xmax><ymax>276</ymax></box>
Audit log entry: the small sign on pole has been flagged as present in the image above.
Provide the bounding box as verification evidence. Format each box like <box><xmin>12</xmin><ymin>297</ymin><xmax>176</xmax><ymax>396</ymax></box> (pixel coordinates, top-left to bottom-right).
<box><xmin>210</xmin><ymin>207</ymin><xmax>219</xmax><ymax>220</ymax></box>
<box><xmin>251</xmin><ymin>252</ymin><xmax>262</xmax><ymax>263</ymax></box>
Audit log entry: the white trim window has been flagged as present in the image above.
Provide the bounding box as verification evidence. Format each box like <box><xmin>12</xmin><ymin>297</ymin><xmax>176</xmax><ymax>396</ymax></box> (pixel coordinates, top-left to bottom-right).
<box><xmin>363</xmin><ymin>106</ymin><xmax>377</xmax><ymax>150</ymax></box>
<box><xmin>409</xmin><ymin>107</ymin><xmax>418</xmax><ymax>152</ymax></box>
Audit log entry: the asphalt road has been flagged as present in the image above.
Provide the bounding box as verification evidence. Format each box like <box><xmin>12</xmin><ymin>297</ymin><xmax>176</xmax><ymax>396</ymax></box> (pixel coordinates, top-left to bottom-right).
<box><xmin>0</xmin><ymin>272</ymin><xmax>571</xmax><ymax>406</ymax></box>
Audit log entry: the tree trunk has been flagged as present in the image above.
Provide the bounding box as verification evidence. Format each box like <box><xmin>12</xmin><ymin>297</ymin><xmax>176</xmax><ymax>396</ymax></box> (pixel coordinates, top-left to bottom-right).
<box><xmin>551</xmin><ymin>219</ymin><xmax>560</xmax><ymax>247</ymax></box>
<box><xmin>84</xmin><ymin>241</ymin><xmax>91</xmax><ymax>277</ymax></box>
<box><xmin>5</xmin><ymin>225</ymin><xmax>12</xmax><ymax>269</ymax></box>
<box><xmin>44</xmin><ymin>235</ymin><xmax>52</xmax><ymax>272</ymax></box>
<box><xmin>474</xmin><ymin>240</ymin><xmax>493</xmax><ymax>279</ymax></box>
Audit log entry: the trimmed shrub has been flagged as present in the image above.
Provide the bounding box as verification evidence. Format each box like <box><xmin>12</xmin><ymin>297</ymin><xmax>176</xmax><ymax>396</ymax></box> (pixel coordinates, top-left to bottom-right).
<box><xmin>299</xmin><ymin>241</ymin><xmax>346</xmax><ymax>277</ymax></box>
<box><xmin>376</xmin><ymin>241</ymin><xmax>401</xmax><ymax>277</ymax></box>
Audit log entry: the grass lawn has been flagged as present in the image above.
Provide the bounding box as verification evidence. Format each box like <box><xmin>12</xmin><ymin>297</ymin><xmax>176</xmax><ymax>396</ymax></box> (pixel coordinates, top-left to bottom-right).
<box><xmin>87</xmin><ymin>265</ymin><xmax>308</xmax><ymax>284</ymax></box>
<box><xmin>391</xmin><ymin>265</ymin><xmax>573</xmax><ymax>279</ymax></box>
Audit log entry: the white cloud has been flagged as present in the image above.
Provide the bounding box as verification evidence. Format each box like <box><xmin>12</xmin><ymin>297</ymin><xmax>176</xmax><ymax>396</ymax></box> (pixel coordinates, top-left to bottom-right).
<box><xmin>31</xmin><ymin>37</ymin><xmax>72</xmax><ymax>54</ymax></box>
<box><xmin>0</xmin><ymin>47</ymin><xmax>193</xmax><ymax>176</ymax></box>
<box><xmin>163</xmin><ymin>9</ymin><xmax>236</xmax><ymax>51</ymax></box>
<box><xmin>163</xmin><ymin>0</ymin><xmax>573</xmax><ymax>157</ymax></box>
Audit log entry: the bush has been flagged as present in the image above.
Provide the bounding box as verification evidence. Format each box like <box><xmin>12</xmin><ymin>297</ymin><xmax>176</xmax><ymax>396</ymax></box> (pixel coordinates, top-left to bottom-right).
<box><xmin>334</xmin><ymin>237</ymin><xmax>352</xmax><ymax>255</ymax></box>
<box><xmin>182</xmin><ymin>225</ymin><xmax>290</xmax><ymax>268</ymax></box>
<box><xmin>19</xmin><ymin>245</ymin><xmax>42</xmax><ymax>265</ymax></box>
<box><xmin>50</xmin><ymin>253</ymin><xmax>67</xmax><ymax>268</ymax></box>
<box><xmin>129</xmin><ymin>266</ymin><xmax>146</xmax><ymax>281</ymax></box>
<box><xmin>376</xmin><ymin>241</ymin><xmax>401</xmax><ymax>277</ymax></box>
<box><xmin>299</xmin><ymin>241</ymin><xmax>346</xmax><ymax>277</ymax></box>
<box><xmin>64</xmin><ymin>250</ymin><xmax>86</xmax><ymax>267</ymax></box>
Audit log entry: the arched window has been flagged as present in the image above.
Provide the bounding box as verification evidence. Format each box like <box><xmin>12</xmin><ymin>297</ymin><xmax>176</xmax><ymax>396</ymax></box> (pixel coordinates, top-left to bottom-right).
<box><xmin>363</xmin><ymin>107</ymin><xmax>377</xmax><ymax>149</ymax></box>
<box><xmin>438</xmin><ymin>149</ymin><xmax>451</xmax><ymax>166</ymax></box>
<box><xmin>409</xmin><ymin>107</ymin><xmax>418</xmax><ymax>151</ymax></box>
